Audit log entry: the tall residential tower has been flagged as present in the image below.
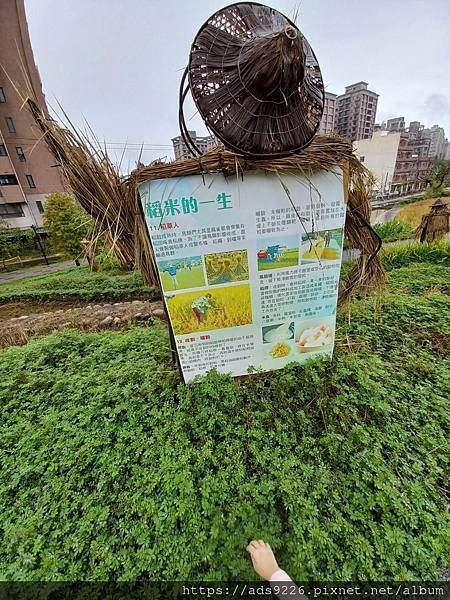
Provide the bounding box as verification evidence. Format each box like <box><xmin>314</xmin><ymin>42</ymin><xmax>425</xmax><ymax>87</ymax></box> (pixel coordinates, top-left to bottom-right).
<box><xmin>335</xmin><ymin>82</ymin><xmax>378</xmax><ymax>141</ymax></box>
<box><xmin>0</xmin><ymin>0</ymin><xmax>64</xmax><ymax>228</ymax></box>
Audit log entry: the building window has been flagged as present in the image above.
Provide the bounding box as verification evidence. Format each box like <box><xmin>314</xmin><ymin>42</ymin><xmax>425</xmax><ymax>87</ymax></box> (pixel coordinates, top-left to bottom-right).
<box><xmin>16</xmin><ymin>146</ymin><xmax>26</xmax><ymax>161</ymax></box>
<box><xmin>0</xmin><ymin>174</ymin><xmax>18</xmax><ymax>185</ymax></box>
<box><xmin>36</xmin><ymin>200</ymin><xmax>44</xmax><ymax>214</ymax></box>
<box><xmin>0</xmin><ymin>144</ymin><xmax>7</xmax><ymax>157</ymax></box>
<box><xmin>0</xmin><ymin>202</ymin><xmax>24</xmax><ymax>218</ymax></box>
<box><xmin>360</xmin><ymin>156</ymin><xmax>365</xmax><ymax>162</ymax></box>
<box><xmin>5</xmin><ymin>117</ymin><xmax>16</xmax><ymax>133</ymax></box>
<box><xmin>0</xmin><ymin>87</ymin><xmax>5</xmax><ymax>103</ymax></box>
<box><xmin>26</xmin><ymin>174</ymin><xmax>36</xmax><ymax>188</ymax></box>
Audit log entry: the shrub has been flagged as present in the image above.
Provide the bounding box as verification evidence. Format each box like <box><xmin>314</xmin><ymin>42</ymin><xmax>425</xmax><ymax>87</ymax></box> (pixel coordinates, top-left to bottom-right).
<box><xmin>0</xmin><ymin>267</ymin><xmax>158</xmax><ymax>303</ymax></box>
<box><xmin>95</xmin><ymin>250</ymin><xmax>125</xmax><ymax>273</ymax></box>
<box><xmin>380</xmin><ymin>240</ymin><xmax>450</xmax><ymax>271</ymax></box>
<box><xmin>0</xmin><ymin>270</ymin><xmax>448</xmax><ymax>580</ymax></box>
<box><xmin>425</xmin><ymin>161</ymin><xmax>450</xmax><ymax>198</ymax></box>
<box><xmin>44</xmin><ymin>192</ymin><xmax>92</xmax><ymax>258</ymax></box>
<box><xmin>373</xmin><ymin>220</ymin><xmax>413</xmax><ymax>243</ymax></box>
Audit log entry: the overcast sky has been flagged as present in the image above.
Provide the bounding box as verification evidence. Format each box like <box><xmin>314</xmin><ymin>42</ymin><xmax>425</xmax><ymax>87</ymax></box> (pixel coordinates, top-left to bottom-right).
<box><xmin>24</xmin><ymin>0</ymin><xmax>450</xmax><ymax>170</ymax></box>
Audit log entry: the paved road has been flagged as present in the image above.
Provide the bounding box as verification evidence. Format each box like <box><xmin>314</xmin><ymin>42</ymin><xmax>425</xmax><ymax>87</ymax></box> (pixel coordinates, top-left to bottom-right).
<box><xmin>0</xmin><ymin>259</ymin><xmax>81</xmax><ymax>284</ymax></box>
<box><xmin>371</xmin><ymin>206</ymin><xmax>401</xmax><ymax>225</ymax></box>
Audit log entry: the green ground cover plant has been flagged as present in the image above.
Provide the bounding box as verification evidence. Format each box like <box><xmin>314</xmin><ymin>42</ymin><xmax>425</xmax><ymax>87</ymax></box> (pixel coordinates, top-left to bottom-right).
<box><xmin>0</xmin><ymin>249</ymin><xmax>449</xmax><ymax>581</ymax></box>
<box><xmin>1</xmin><ymin>241</ymin><xmax>448</xmax><ymax>306</ymax></box>
<box><xmin>0</xmin><ymin>267</ymin><xmax>158</xmax><ymax>303</ymax></box>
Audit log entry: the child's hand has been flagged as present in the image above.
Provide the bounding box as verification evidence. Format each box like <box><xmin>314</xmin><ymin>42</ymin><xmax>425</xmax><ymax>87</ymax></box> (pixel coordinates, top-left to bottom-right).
<box><xmin>246</xmin><ymin>540</ymin><xmax>279</xmax><ymax>580</ymax></box>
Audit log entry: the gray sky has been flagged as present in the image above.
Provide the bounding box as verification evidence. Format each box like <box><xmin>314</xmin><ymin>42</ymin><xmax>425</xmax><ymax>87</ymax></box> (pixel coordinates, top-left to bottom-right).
<box><xmin>25</xmin><ymin>0</ymin><xmax>450</xmax><ymax>170</ymax></box>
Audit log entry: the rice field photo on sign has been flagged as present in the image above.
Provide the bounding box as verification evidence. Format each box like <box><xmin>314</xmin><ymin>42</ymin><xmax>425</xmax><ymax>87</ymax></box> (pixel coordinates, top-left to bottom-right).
<box><xmin>157</xmin><ymin>256</ymin><xmax>205</xmax><ymax>291</ymax></box>
<box><xmin>257</xmin><ymin>234</ymin><xmax>299</xmax><ymax>271</ymax></box>
<box><xmin>166</xmin><ymin>284</ymin><xmax>253</xmax><ymax>335</ymax></box>
<box><xmin>301</xmin><ymin>228</ymin><xmax>343</xmax><ymax>264</ymax></box>
<box><xmin>204</xmin><ymin>249</ymin><xmax>249</xmax><ymax>285</ymax></box>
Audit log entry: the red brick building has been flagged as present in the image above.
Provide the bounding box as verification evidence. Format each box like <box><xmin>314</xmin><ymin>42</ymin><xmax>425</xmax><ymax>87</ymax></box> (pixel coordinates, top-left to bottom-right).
<box><xmin>0</xmin><ymin>0</ymin><xmax>64</xmax><ymax>228</ymax></box>
<box><xmin>391</xmin><ymin>132</ymin><xmax>434</xmax><ymax>195</ymax></box>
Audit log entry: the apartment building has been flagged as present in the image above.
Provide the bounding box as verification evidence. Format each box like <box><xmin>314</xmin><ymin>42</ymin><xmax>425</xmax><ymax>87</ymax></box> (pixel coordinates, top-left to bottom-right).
<box><xmin>335</xmin><ymin>82</ymin><xmax>378</xmax><ymax>141</ymax></box>
<box><xmin>0</xmin><ymin>0</ymin><xmax>64</xmax><ymax>229</ymax></box>
<box><xmin>172</xmin><ymin>131</ymin><xmax>221</xmax><ymax>161</ymax></box>
<box><xmin>422</xmin><ymin>124</ymin><xmax>446</xmax><ymax>159</ymax></box>
<box><xmin>354</xmin><ymin>128</ymin><xmax>433</xmax><ymax>197</ymax></box>
<box><xmin>317</xmin><ymin>92</ymin><xmax>337</xmax><ymax>135</ymax></box>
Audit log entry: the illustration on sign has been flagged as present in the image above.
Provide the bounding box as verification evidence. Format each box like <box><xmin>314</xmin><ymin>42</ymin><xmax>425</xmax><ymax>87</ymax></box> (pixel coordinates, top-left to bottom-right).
<box><xmin>139</xmin><ymin>169</ymin><xmax>346</xmax><ymax>382</ymax></box>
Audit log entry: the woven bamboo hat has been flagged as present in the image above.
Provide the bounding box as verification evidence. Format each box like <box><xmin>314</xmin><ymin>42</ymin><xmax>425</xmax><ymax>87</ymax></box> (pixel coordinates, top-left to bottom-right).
<box><xmin>186</xmin><ymin>2</ymin><xmax>325</xmax><ymax>159</ymax></box>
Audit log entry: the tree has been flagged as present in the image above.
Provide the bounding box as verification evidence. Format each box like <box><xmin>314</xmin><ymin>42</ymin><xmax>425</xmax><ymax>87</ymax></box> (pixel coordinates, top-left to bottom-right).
<box><xmin>426</xmin><ymin>161</ymin><xmax>450</xmax><ymax>198</ymax></box>
<box><xmin>43</xmin><ymin>192</ymin><xmax>92</xmax><ymax>259</ymax></box>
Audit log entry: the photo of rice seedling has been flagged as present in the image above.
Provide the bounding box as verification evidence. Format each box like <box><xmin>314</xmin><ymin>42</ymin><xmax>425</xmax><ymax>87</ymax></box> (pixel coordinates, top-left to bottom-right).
<box><xmin>257</xmin><ymin>234</ymin><xmax>299</xmax><ymax>271</ymax></box>
<box><xmin>204</xmin><ymin>249</ymin><xmax>249</xmax><ymax>285</ymax></box>
<box><xmin>301</xmin><ymin>228</ymin><xmax>343</xmax><ymax>264</ymax></box>
<box><xmin>157</xmin><ymin>256</ymin><xmax>205</xmax><ymax>291</ymax></box>
<box><xmin>166</xmin><ymin>284</ymin><xmax>253</xmax><ymax>335</ymax></box>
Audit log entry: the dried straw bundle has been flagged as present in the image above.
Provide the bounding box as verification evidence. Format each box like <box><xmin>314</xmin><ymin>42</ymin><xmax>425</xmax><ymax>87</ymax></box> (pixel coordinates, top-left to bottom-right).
<box><xmin>25</xmin><ymin>99</ymin><xmax>157</xmax><ymax>284</ymax></box>
<box><xmin>24</xmin><ymin>95</ymin><xmax>383</xmax><ymax>300</ymax></box>
<box><xmin>130</xmin><ymin>138</ymin><xmax>385</xmax><ymax>301</ymax></box>
<box><xmin>415</xmin><ymin>200</ymin><xmax>449</xmax><ymax>243</ymax></box>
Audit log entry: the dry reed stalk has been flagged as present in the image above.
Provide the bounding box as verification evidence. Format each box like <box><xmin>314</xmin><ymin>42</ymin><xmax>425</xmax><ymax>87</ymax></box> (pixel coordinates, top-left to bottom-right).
<box><xmin>19</xmin><ymin>84</ymin><xmax>383</xmax><ymax>299</ymax></box>
<box><xmin>22</xmin><ymin>98</ymin><xmax>157</xmax><ymax>284</ymax></box>
<box><xmin>415</xmin><ymin>201</ymin><xmax>449</xmax><ymax>243</ymax></box>
<box><xmin>130</xmin><ymin>141</ymin><xmax>385</xmax><ymax>301</ymax></box>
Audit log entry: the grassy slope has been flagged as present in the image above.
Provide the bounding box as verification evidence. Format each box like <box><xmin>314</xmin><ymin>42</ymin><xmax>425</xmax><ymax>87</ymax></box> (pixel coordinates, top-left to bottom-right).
<box><xmin>396</xmin><ymin>197</ymin><xmax>437</xmax><ymax>228</ymax></box>
<box><xmin>0</xmin><ymin>267</ymin><xmax>158</xmax><ymax>302</ymax></box>
<box><xmin>0</xmin><ymin>252</ymin><xmax>449</xmax><ymax>581</ymax></box>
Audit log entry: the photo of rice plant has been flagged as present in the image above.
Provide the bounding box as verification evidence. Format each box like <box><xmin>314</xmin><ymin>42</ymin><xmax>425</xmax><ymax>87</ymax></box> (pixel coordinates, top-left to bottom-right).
<box><xmin>301</xmin><ymin>228</ymin><xmax>343</xmax><ymax>264</ymax></box>
<box><xmin>166</xmin><ymin>284</ymin><xmax>253</xmax><ymax>335</ymax></box>
<box><xmin>204</xmin><ymin>249</ymin><xmax>249</xmax><ymax>285</ymax></box>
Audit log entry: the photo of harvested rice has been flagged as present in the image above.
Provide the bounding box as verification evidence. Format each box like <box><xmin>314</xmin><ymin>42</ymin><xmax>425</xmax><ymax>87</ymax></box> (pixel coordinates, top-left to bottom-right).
<box><xmin>204</xmin><ymin>250</ymin><xmax>249</xmax><ymax>285</ymax></box>
<box><xmin>301</xmin><ymin>228</ymin><xmax>343</xmax><ymax>263</ymax></box>
<box><xmin>269</xmin><ymin>342</ymin><xmax>292</xmax><ymax>359</ymax></box>
<box><xmin>166</xmin><ymin>284</ymin><xmax>253</xmax><ymax>335</ymax></box>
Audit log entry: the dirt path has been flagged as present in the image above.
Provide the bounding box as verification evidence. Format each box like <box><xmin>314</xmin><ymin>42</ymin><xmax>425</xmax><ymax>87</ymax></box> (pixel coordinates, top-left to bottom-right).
<box><xmin>0</xmin><ymin>259</ymin><xmax>82</xmax><ymax>283</ymax></box>
<box><xmin>0</xmin><ymin>299</ymin><xmax>166</xmax><ymax>349</ymax></box>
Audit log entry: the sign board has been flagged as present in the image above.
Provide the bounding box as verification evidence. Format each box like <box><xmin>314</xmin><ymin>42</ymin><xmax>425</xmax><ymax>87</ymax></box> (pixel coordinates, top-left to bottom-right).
<box><xmin>139</xmin><ymin>169</ymin><xmax>346</xmax><ymax>382</ymax></box>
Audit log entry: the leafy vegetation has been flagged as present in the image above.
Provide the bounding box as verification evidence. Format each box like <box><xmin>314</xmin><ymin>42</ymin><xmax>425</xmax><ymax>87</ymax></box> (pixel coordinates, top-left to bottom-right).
<box><xmin>0</xmin><ymin>267</ymin><xmax>157</xmax><ymax>303</ymax></box>
<box><xmin>0</xmin><ymin>226</ymin><xmax>54</xmax><ymax>266</ymax></box>
<box><xmin>44</xmin><ymin>192</ymin><xmax>92</xmax><ymax>258</ymax></box>
<box><xmin>380</xmin><ymin>239</ymin><xmax>450</xmax><ymax>271</ymax></box>
<box><xmin>425</xmin><ymin>160</ymin><xmax>450</xmax><ymax>198</ymax></box>
<box><xmin>0</xmin><ymin>251</ymin><xmax>449</xmax><ymax>581</ymax></box>
<box><xmin>372</xmin><ymin>220</ymin><xmax>413</xmax><ymax>243</ymax></box>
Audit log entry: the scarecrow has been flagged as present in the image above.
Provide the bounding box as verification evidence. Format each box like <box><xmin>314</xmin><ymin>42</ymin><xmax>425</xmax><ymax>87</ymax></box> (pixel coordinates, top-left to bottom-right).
<box><xmin>415</xmin><ymin>198</ymin><xmax>449</xmax><ymax>243</ymax></box>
